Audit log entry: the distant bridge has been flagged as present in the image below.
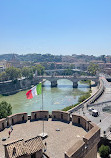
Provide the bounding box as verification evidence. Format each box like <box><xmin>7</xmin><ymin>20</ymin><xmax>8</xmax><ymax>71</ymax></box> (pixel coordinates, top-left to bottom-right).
<box><xmin>36</xmin><ymin>75</ymin><xmax>99</xmax><ymax>88</ymax></box>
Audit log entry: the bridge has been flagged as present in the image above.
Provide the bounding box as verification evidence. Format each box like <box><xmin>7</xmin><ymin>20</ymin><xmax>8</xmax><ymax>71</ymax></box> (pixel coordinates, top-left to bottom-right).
<box><xmin>36</xmin><ymin>75</ymin><xmax>98</xmax><ymax>88</ymax></box>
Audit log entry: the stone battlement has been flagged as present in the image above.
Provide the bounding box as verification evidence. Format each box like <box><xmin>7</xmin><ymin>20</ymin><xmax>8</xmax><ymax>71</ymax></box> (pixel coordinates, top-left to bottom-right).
<box><xmin>0</xmin><ymin>111</ymin><xmax>100</xmax><ymax>158</ymax></box>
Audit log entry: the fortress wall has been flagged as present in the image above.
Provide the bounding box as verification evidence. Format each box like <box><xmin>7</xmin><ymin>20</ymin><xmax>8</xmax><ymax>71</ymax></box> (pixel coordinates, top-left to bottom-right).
<box><xmin>0</xmin><ymin>118</ymin><xmax>7</xmax><ymax>131</ymax></box>
<box><xmin>84</xmin><ymin>144</ymin><xmax>97</xmax><ymax>158</ymax></box>
<box><xmin>0</xmin><ymin>111</ymin><xmax>100</xmax><ymax>158</ymax></box>
<box><xmin>31</xmin><ymin>111</ymin><xmax>49</xmax><ymax>120</ymax></box>
<box><xmin>65</xmin><ymin>140</ymin><xmax>86</xmax><ymax>158</ymax></box>
<box><xmin>52</xmin><ymin>111</ymin><xmax>70</xmax><ymax>122</ymax></box>
<box><xmin>83</xmin><ymin>126</ymin><xmax>100</xmax><ymax>147</ymax></box>
<box><xmin>65</xmin><ymin>115</ymin><xmax>100</xmax><ymax>158</ymax></box>
<box><xmin>7</xmin><ymin>113</ymin><xmax>28</xmax><ymax>126</ymax></box>
<box><xmin>72</xmin><ymin>114</ymin><xmax>91</xmax><ymax>131</ymax></box>
<box><xmin>88</xmin><ymin>122</ymin><xmax>95</xmax><ymax>130</ymax></box>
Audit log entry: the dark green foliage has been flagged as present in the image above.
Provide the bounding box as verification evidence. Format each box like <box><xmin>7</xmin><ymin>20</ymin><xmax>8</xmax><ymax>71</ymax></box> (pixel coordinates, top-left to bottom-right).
<box><xmin>62</xmin><ymin>103</ymin><xmax>79</xmax><ymax>111</ymax></box>
<box><xmin>0</xmin><ymin>101</ymin><xmax>12</xmax><ymax>119</ymax></box>
<box><xmin>78</xmin><ymin>92</ymin><xmax>91</xmax><ymax>103</ymax></box>
<box><xmin>99</xmin><ymin>145</ymin><xmax>110</xmax><ymax>158</ymax></box>
<box><xmin>88</xmin><ymin>62</ymin><xmax>99</xmax><ymax>75</ymax></box>
<box><xmin>32</xmin><ymin>64</ymin><xmax>45</xmax><ymax>75</ymax></box>
<box><xmin>5</xmin><ymin>67</ymin><xmax>21</xmax><ymax>81</ymax></box>
<box><xmin>80</xmin><ymin>80</ymin><xmax>91</xmax><ymax>85</ymax></box>
<box><xmin>22</xmin><ymin>67</ymin><xmax>33</xmax><ymax>78</ymax></box>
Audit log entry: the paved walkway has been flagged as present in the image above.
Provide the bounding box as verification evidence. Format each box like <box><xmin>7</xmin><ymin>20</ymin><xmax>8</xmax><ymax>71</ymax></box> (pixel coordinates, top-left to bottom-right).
<box><xmin>0</xmin><ymin>119</ymin><xmax>87</xmax><ymax>158</ymax></box>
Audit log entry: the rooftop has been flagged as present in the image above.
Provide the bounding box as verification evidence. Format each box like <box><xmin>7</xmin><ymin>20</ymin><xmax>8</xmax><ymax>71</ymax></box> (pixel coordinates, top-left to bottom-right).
<box><xmin>4</xmin><ymin>136</ymin><xmax>44</xmax><ymax>158</ymax></box>
<box><xmin>0</xmin><ymin>119</ymin><xmax>87</xmax><ymax>158</ymax></box>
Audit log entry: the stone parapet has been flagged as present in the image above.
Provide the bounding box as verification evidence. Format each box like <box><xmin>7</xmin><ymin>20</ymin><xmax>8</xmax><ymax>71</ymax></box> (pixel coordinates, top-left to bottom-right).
<box><xmin>0</xmin><ymin>118</ymin><xmax>7</xmax><ymax>131</ymax></box>
<box><xmin>72</xmin><ymin>114</ymin><xmax>91</xmax><ymax>131</ymax></box>
<box><xmin>7</xmin><ymin>113</ymin><xmax>28</xmax><ymax>126</ymax></box>
<box><xmin>52</xmin><ymin>111</ymin><xmax>70</xmax><ymax>122</ymax></box>
<box><xmin>31</xmin><ymin>110</ymin><xmax>49</xmax><ymax>121</ymax></box>
<box><xmin>0</xmin><ymin>111</ymin><xmax>100</xmax><ymax>158</ymax></box>
<box><xmin>65</xmin><ymin>115</ymin><xmax>100</xmax><ymax>158</ymax></box>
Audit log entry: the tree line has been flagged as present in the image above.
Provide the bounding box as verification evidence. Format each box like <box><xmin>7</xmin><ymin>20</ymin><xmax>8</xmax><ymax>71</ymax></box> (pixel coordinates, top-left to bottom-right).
<box><xmin>0</xmin><ymin>64</ymin><xmax>45</xmax><ymax>81</ymax></box>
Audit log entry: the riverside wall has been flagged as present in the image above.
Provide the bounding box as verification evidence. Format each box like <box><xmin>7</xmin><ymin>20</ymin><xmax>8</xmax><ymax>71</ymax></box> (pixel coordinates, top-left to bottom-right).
<box><xmin>0</xmin><ymin>78</ymin><xmax>41</xmax><ymax>95</ymax></box>
<box><xmin>68</xmin><ymin>78</ymin><xmax>104</xmax><ymax>113</ymax></box>
<box><xmin>0</xmin><ymin>111</ymin><xmax>100</xmax><ymax>158</ymax></box>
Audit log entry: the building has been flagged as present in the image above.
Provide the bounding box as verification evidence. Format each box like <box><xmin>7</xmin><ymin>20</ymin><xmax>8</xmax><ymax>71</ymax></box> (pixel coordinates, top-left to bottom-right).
<box><xmin>4</xmin><ymin>137</ymin><xmax>44</xmax><ymax>158</ymax></box>
<box><xmin>0</xmin><ymin>60</ymin><xmax>11</xmax><ymax>73</ymax></box>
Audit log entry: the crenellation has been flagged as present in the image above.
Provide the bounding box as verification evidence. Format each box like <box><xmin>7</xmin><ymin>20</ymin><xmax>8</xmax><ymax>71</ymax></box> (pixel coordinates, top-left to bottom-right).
<box><xmin>0</xmin><ymin>111</ymin><xmax>100</xmax><ymax>158</ymax></box>
<box><xmin>52</xmin><ymin>110</ymin><xmax>70</xmax><ymax>122</ymax></box>
<box><xmin>31</xmin><ymin>110</ymin><xmax>49</xmax><ymax>121</ymax></box>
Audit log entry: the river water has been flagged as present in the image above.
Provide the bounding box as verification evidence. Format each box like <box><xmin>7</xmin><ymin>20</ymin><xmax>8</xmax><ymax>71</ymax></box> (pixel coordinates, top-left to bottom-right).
<box><xmin>0</xmin><ymin>79</ymin><xmax>90</xmax><ymax>115</ymax></box>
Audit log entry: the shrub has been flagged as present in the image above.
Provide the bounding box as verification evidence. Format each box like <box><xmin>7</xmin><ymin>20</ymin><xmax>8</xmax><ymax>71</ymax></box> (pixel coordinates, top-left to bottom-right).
<box><xmin>99</xmin><ymin>144</ymin><xmax>110</xmax><ymax>158</ymax></box>
<box><xmin>62</xmin><ymin>103</ymin><xmax>79</xmax><ymax>111</ymax></box>
<box><xmin>0</xmin><ymin>101</ymin><xmax>12</xmax><ymax>119</ymax></box>
<box><xmin>78</xmin><ymin>93</ymin><xmax>91</xmax><ymax>103</ymax></box>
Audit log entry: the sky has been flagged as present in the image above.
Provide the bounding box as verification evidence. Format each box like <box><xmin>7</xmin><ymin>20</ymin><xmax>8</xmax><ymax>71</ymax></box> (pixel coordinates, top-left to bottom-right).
<box><xmin>0</xmin><ymin>0</ymin><xmax>111</xmax><ymax>56</ymax></box>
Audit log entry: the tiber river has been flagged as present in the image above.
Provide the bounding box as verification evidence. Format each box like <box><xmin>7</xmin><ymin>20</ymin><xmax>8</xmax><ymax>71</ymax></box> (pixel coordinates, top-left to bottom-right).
<box><xmin>0</xmin><ymin>79</ymin><xmax>90</xmax><ymax>115</ymax></box>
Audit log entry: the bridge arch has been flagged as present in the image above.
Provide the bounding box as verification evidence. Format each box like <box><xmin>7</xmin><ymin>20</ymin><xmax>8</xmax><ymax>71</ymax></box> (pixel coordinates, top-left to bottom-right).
<box><xmin>36</xmin><ymin>76</ymin><xmax>99</xmax><ymax>88</ymax></box>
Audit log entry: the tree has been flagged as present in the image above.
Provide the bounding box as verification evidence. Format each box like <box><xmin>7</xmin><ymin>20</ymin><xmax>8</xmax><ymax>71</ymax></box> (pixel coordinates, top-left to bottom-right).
<box><xmin>5</xmin><ymin>67</ymin><xmax>21</xmax><ymax>80</ymax></box>
<box><xmin>0</xmin><ymin>101</ymin><xmax>12</xmax><ymax>119</ymax></box>
<box><xmin>88</xmin><ymin>63</ymin><xmax>99</xmax><ymax>75</ymax></box>
<box><xmin>0</xmin><ymin>72</ymin><xmax>7</xmax><ymax>81</ymax></box>
<box><xmin>33</xmin><ymin>64</ymin><xmax>45</xmax><ymax>75</ymax></box>
<box><xmin>50</xmin><ymin>63</ymin><xmax>55</xmax><ymax>70</ymax></box>
<box><xmin>22</xmin><ymin>67</ymin><xmax>33</xmax><ymax>78</ymax></box>
<box><xmin>99</xmin><ymin>145</ymin><xmax>110</xmax><ymax>158</ymax></box>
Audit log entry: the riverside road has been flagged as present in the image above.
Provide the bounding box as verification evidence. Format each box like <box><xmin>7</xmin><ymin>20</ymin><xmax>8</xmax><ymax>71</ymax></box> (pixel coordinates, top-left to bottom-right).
<box><xmin>74</xmin><ymin>77</ymin><xmax>111</xmax><ymax>137</ymax></box>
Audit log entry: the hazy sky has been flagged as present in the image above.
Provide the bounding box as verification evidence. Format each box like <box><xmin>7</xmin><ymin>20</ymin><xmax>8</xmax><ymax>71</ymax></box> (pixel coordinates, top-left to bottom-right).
<box><xmin>0</xmin><ymin>0</ymin><xmax>111</xmax><ymax>56</ymax></box>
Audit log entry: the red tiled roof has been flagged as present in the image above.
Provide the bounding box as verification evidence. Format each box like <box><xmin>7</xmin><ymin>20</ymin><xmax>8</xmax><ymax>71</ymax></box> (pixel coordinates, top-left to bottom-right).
<box><xmin>4</xmin><ymin>136</ymin><xmax>44</xmax><ymax>158</ymax></box>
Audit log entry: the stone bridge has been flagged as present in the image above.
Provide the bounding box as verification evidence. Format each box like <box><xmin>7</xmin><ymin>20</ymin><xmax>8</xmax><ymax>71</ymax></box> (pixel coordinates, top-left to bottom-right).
<box><xmin>36</xmin><ymin>75</ymin><xmax>99</xmax><ymax>88</ymax></box>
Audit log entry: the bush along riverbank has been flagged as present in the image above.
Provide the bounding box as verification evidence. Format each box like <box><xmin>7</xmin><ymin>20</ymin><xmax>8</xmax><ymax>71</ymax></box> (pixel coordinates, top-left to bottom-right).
<box><xmin>79</xmin><ymin>80</ymin><xmax>91</xmax><ymax>87</ymax></box>
<box><xmin>62</xmin><ymin>89</ymin><xmax>91</xmax><ymax>111</ymax></box>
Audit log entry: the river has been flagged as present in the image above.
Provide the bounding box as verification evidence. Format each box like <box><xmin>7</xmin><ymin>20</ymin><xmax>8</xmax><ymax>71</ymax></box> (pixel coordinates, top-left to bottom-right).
<box><xmin>0</xmin><ymin>79</ymin><xmax>90</xmax><ymax>115</ymax></box>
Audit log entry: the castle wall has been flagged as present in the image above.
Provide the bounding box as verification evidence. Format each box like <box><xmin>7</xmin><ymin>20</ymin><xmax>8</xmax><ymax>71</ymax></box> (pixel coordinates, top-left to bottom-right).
<box><xmin>31</xmin><ymin>111</ymin><xmax>49</xmax><ymax>120</ymax></box>
<box><xmin>7</xmin><ymin>113</ymin><xmax>28</xmax><ymax>126</ymax></box>
<box><xmin>1</xmin><ymin>111</ymin><xmax>100</xmax><ymax>158</ymax></box>
<box><xmin>72</xmin><ymin>114</ymin><xmax>91</xmax><ymax>131</ymax></box>
<box><xmin>0</xmin><ymin>118</ymin><xmax>7</xmax><ymax>131</ymax></box>
<box><xmin>65</xmin><ymin>115</ymin><xmax>100</xmax><ymax>158</ymax></box>
<box><xmin>52</xmin><ymin>111</ymin><xmax>70</xmax><ymax>122</ymax></box>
